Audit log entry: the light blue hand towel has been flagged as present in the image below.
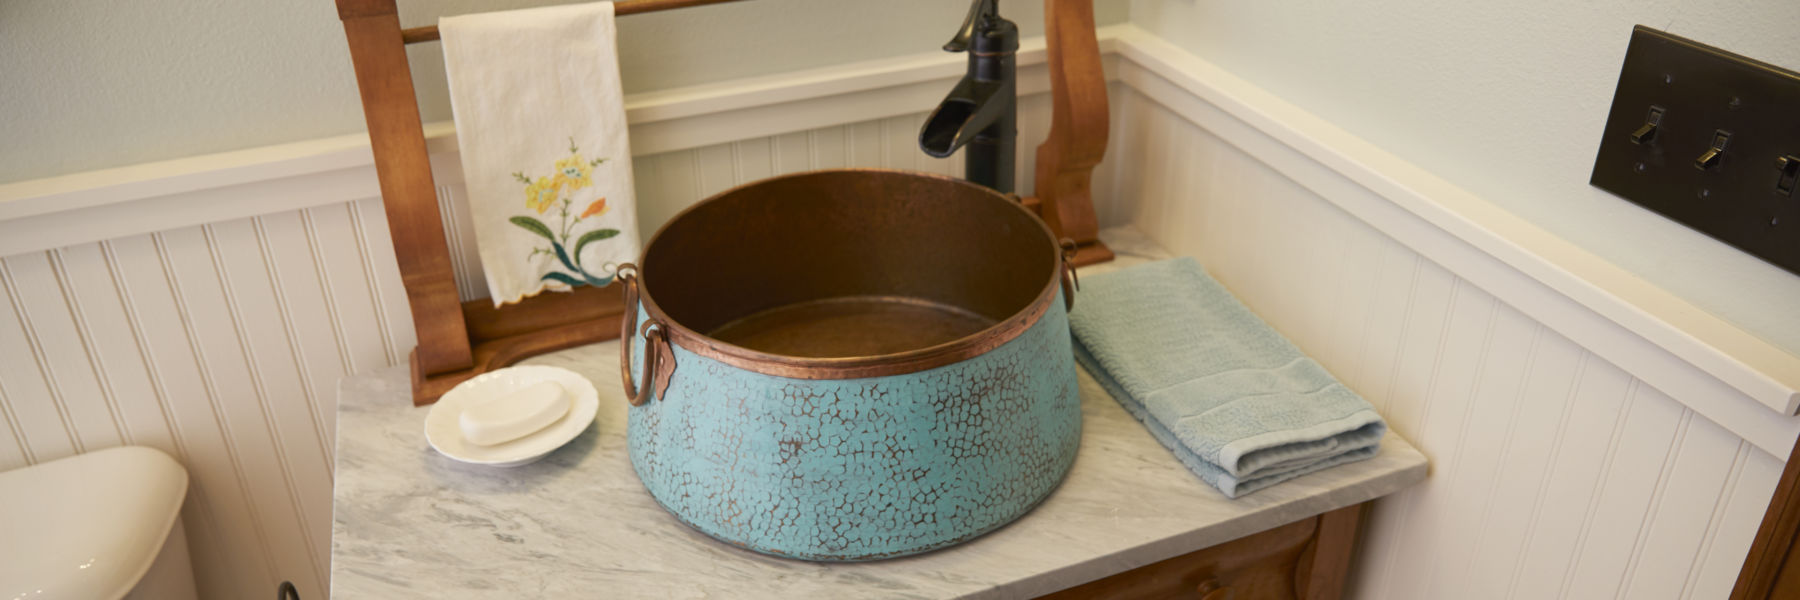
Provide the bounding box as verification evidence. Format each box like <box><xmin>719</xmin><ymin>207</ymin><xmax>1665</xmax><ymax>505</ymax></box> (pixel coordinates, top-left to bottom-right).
<box><xmin>1069</xmin><ymin>257</ymin><xmax>1386</xmax><ymax>498</ymax></box>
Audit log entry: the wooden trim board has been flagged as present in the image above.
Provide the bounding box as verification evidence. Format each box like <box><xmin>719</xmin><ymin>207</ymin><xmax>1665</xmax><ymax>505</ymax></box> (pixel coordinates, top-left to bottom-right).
<box><xmin>1734</xmin><ymin>436</ymin><xmax>1800</xmax><ymax>598</ymax></box>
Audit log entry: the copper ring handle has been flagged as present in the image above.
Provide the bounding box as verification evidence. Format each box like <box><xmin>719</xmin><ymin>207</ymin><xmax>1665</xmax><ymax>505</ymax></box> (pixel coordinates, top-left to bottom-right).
<box><xmin>618</xmin><ymin>264</ymin><xmax>650</xmax><ymax>406</ymax></box>
<box><xmin>624</xmin><ymin>320</ymin><xmax>669</xmax><ymax>406</ymax></box>
<box><xmin>631</xmin><ymin>321</ymin><xmax>674</xmax><ymax>406</ymax></box>
<box><xmin>618</xmin><ymin>264</ymin><xmax>676</xmax><ymax>406</ymax></box>
<box><xmin>1059</xmin><ymin>238</ymin><xmax>1080</xmax><ymax>312</ymax></box>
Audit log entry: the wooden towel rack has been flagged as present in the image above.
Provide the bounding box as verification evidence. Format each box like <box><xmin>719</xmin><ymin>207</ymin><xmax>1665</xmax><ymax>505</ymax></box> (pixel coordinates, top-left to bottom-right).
<box><xmin>334</xmin><ymin>0</ymin><xmax>1113</xmax><ymax>404</ymax></box>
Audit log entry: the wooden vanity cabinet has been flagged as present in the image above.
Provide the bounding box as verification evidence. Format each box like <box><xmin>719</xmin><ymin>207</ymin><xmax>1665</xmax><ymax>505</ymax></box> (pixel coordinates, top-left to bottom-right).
<box><xmin>1039</xmin><ymin>503</ymin><xmax>1364</xmax><ymax>600</ymax></box>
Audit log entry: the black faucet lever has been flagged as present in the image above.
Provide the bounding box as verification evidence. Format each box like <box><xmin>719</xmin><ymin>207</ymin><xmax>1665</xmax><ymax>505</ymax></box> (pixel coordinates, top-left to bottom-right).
<box><xmin>944</xmin><ymin>0</ymin><xmax>1000</xmax><ymax>52</ymax></box>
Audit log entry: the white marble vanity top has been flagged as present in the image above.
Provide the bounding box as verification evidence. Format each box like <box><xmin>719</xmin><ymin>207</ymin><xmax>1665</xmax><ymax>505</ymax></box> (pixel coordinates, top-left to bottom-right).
<box><xmin>329</xmin><ymin>229</ymin><xmax>1429</xmax><ymax>599</ymax></box>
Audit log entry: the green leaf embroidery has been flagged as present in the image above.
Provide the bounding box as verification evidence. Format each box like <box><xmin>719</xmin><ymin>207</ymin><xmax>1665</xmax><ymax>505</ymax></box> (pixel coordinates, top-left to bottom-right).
<box><xmin>541</xmin><ymin>272</ymin><xmax>587</xmax><ymax>288</ymax></box>
<box><xmin>572</xmin><ymin>229</ymin><xmax>621</xmax><ymax>263</ymax></box>
<box><xmin>550</xmin><ymin>241</ymin><xmax>581</xmax><ymax>274</ymax></box>
<box><xmin>509</xmin><ymin>216</ymin><xmax>555</xmax><ymax>241</ymax></box>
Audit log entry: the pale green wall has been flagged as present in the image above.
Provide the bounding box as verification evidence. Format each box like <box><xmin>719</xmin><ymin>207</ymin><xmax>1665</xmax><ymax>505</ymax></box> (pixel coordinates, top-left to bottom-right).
<box><xmin>0</xmin><ymin>0</ymin><xmax>1127</xmax><ymax>184</ymax></box>
<box><xmin>1128</xmin><ymin>0</ymin><xmax>1800</xmax><ymax>352</ymax></box>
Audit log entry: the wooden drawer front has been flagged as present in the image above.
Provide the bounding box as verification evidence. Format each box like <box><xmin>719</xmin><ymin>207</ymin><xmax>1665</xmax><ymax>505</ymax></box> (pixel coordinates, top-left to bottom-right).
<box><xmin>1038</xmin><ymin>517</ymin><xmax>1321</xmax><ymax>600</ymax></box>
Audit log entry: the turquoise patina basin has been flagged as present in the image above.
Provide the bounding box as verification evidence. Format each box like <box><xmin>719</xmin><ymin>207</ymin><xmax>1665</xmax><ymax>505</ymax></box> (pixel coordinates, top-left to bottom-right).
<box><xmin>616</xmin><ymin>169</ymin><xmax>1081</xmax><ymax>561</ymax></box>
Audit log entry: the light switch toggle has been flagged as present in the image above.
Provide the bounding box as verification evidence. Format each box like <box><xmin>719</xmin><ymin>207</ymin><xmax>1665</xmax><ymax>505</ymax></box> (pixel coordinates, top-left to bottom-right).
<box><xmin>1631</xmin><ymin>106</ymin><xmax>1665</xmax><ymax>144</ymax></box>
<box><xmin>1777</xmin><ymin>155</ymin><xmax>1800</xmax><ymax>196</ymax></box>
<box><xmin>1695</xmin><ymin>130</ymin><xmax>1731</xmax><ymax>170</ymax></box>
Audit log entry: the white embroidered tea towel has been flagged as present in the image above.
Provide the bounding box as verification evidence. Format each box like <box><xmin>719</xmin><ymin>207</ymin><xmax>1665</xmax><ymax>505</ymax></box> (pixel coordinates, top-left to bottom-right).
<box><xmin>441</xmin><ymin>2</ymin><xmax>640</xmax><ymax>306</ymax></box>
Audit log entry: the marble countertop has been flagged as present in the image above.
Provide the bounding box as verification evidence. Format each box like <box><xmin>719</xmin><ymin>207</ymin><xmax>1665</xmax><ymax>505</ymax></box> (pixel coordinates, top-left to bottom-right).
<box><xmin>330</xmin><ymin>229</ymin><xmax>1429</xmax><ymax>599</ymax></box>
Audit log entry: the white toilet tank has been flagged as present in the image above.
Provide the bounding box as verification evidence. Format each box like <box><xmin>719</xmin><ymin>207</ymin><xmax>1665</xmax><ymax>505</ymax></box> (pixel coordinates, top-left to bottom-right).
<box><xmin>0</xmin><ymin>446</ymin><xmax>198</xmax><ymax>600</ymax></box>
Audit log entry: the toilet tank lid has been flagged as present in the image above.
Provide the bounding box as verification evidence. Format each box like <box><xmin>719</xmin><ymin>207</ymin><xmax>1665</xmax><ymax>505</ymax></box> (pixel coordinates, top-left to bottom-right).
<box><xmin>0</xmin><ymin>446</ymin><xmax>188</xmax><ymax>600</ymax></box>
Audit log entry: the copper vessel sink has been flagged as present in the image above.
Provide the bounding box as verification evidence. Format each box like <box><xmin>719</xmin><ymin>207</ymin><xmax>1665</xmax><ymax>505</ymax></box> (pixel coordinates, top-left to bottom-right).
<box><xmin>617</xmin><ymin>168</ymin><xmax>1082</xmax><ymax>561</ymax></box>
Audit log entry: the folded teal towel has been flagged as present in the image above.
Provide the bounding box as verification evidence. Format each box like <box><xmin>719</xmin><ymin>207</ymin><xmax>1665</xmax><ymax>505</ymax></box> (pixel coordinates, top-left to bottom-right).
<box><xmin>1069</xmin><ymin>257</ymin><xmax>1386</xmax><ymax>498</ymax></box>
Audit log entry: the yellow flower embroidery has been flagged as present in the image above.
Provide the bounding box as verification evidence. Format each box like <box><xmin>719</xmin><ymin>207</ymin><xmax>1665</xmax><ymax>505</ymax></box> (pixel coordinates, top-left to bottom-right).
<box><xmin>580</xmin><ymin>198</ymin><xmax>608</xmax><ymax>219</ymax></box>
<box><xmin>524</xmin><ymin>176</ymin><xmax>559</xmax><ymax>214</ymax></box>
<box><xmin>553</xmin><ymin>154</ymin><xmax>594</xmax><ymax>191</ymax></box>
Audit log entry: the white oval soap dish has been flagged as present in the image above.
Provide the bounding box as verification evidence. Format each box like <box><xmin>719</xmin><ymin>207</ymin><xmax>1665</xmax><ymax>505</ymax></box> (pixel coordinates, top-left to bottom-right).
<box><xmin>425</xmin><ymin>365</ymin><xmax>599</xmax><ymax>467</ymax></box>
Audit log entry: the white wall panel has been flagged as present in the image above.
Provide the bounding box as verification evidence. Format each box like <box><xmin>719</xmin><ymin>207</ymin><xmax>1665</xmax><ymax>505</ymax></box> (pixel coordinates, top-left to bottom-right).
<box><xmin>302</xmin><ymin>204</ymin><xmax>399</xmax><ymax>376</ymax></box>
<box><xmin>109</xmin><ymin>232</ymin><xmax>278</xmax><ymax>599</ymax></box>
<box><xmin>1690</xmin><ymin>450</ymin><xmax>1784</xmax><ymax>598</ymax></box>
<box><xmin>1622</xmin><ymin>415</ymin><xmax>1747</xmax><ymax>599</ymax></box>
<box><xmin>0</xmin><ymin>260</ymin><xmax>82</xmax><ymax>462</ymax></box>
<box><xmin>350</xmin><ymin>197</ymin><xmax>417</xmax><ymax>363</ymax></box>
<box><xmin>1103</xmin><ymin>84</ymin><xmax>1785</xmax><ymax>600</ymax></box>
<box><xmin>256</xmin><ymin>212</ymin><xmax>348</xmax><ymax>454</ymax></box>
<box><xmin>1509</xmin><ymin>358</ymin><xmax>1637</xmax><ymax>599</ymax></box>
<box><xmin>163</xmin><ymin>223</ymin><xmax>326</xmax><ymax>599</ymax></box>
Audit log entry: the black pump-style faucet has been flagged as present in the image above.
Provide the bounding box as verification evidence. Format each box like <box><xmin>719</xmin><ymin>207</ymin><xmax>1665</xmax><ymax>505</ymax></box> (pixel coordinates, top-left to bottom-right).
<box><xmin>919</xmin><ymin>0</ymin><xmax>1018</xmax><ymax>193</ymax></box>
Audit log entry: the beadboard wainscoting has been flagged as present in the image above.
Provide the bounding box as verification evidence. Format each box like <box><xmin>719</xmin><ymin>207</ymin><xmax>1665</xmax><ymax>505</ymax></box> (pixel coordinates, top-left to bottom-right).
<box><xmin>3</xmin><ymin>24</ymin><xmax>1799</xmax><ymax>600</ymax></box>
<box><xmin>0</xmin><ymin>200</ymin><xmax>414</xmax><ymax>600</ymax></box>
<box><xmin>1100</xmin><ymin>33</ymin><xmax>1798</xmax><ymax>599</ymax></box>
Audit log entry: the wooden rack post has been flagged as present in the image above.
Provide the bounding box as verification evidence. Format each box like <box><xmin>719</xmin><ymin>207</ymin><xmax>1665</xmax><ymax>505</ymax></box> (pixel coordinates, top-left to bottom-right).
<box><xmin>335</xmin><ymin>0</ymin><xmax>1113</xmax><ymax>404</ymax></box>
<box><xmin>1030</xmin><ymin>0</ymin><xmax>1114</xmax><ymax>266</ymax></box>
<box><xmin>337</xmin><ymin>0</ymin><xmax>475</xmax><ymax>402</ymax></box>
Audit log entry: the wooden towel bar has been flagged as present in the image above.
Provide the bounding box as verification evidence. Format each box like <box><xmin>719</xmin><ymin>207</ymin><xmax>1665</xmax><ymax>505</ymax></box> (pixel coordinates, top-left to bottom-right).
<box><xmin>334</xmin><ymin>0</ymin><xmax>1113</xmax><ymax>404</ymax></box>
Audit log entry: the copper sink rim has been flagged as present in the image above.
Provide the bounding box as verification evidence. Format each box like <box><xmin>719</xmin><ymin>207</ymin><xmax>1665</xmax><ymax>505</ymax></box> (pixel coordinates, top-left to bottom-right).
<box><xmin>636</xmin><ymin>168</ymin><xmax>1065</xmax><ymax>381</ymax></box>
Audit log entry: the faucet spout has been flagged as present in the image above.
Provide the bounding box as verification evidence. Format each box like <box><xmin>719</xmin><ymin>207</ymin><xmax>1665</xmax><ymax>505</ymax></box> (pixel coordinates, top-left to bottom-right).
<box><xmin>919</xmin><ymin>78</ymin><xmax>1014</xmax><ymax>158</ymax></box>
<box><xmin>919</xmin><ymin>0</ymin><xmax>1018</xmax><ymax>193</ymax></box>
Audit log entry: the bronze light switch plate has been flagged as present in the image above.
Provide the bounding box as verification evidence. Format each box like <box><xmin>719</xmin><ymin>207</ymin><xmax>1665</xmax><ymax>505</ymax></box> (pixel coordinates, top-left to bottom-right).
<box><xmin>1590</xmin><ymin>26</ymin><xmax>1800</xmax><ymax>275</ymax></box>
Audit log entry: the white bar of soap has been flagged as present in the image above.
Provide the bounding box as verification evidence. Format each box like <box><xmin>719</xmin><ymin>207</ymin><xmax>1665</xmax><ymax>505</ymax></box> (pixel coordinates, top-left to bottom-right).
<box><xmin>459</xmin><ymin>381</ymin><xmax>571</xmax><ymax>446</ymax></box>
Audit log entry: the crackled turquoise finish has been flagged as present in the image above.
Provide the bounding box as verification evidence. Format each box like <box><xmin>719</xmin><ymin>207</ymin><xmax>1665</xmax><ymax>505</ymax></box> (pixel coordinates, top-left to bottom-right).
<box><xmin>626</xmin><ymin>293</ymin><xmax>1081</xmax><ymax>561</ymax></box>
